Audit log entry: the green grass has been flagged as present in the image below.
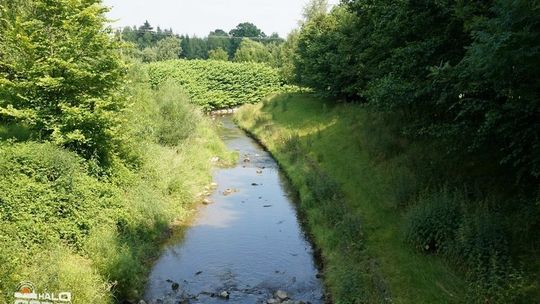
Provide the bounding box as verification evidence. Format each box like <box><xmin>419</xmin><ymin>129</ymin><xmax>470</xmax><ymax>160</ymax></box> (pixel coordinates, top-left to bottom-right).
<box><xmin>235</xmin><ymin>93</ymin><xmax>467</xmax><ymax>303</ymax></box>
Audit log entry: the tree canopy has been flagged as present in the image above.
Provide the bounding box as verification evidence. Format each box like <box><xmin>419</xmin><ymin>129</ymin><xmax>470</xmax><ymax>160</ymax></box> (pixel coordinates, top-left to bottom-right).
<box><xmin>292</xmin><ymin>0</ymin><xmax>540</xmax><ymax>180</ymax></box>
<box><xmin>0</xmin><ymin>0</ymin><xmax>126</xmax><ymax>164</ymax></box>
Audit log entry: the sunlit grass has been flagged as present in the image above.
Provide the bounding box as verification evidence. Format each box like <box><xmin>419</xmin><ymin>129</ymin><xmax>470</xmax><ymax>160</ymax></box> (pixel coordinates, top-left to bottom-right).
<box><xmin>235</xmin><ymin>93</ymin><xmax>466</xmax><ymax>304</ymax></box>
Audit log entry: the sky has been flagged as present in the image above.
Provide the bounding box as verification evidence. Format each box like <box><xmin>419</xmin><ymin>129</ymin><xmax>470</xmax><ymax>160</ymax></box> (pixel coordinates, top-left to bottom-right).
<box><xmin>103</xmin><ymin>0</ymin><xmax>339</xmax><ymax>38</ymax></box>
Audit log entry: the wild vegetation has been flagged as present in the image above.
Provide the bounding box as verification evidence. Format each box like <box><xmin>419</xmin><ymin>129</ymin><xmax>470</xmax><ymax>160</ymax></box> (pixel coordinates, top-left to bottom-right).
<box><xmin>234</xmin><ymin>0</ymin><xmax>540</xmax><ymax>302</ymax></box>
<box><xmin>1</xmin><ymin>0</ymin><xmax>539</xmax><ymax>303</ymax></box>
<box><xmin>0</xmin><ymin>1</ymin><xmax>232</xmax><ymax>303</ymax></box>
<box><xmin>146</xmin><ymin>59</ymin><xmax>298</xmax><ymax>110</ymax></box>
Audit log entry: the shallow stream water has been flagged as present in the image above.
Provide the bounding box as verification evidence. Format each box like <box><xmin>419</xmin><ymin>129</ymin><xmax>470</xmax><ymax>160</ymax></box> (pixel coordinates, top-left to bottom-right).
<box><xmin>144</xmin><ymin>116</ymin><xmax>324</xmax><ymax>304</ymax></box>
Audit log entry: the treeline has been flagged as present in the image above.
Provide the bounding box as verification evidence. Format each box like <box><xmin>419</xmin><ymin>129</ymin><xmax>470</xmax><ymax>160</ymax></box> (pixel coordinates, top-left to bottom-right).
<box><xmin>285</xmin><ymin>0</ymin><xmax>540</xmax><ymax>302</ymax></box>
<box><xmin>291</xmin><ymin>0</ymin><xmax>540</xmax><ymax>182</ymax></box>
<box><xmin>117</xmin><ymin>21</ymin><xmax>286</xmax><ymax>66</ymax></box>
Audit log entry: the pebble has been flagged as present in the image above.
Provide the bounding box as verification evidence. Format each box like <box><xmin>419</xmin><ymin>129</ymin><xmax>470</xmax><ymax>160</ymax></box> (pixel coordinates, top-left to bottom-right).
<box><xmin>275</xmin><ymin>290</ymin><xmax>289</xmax><ymax>301</ymax></box>
<box><xmin>219</xmin><ymin>291</ymin><xmax>230</xmax><ymax>299</ymax></box>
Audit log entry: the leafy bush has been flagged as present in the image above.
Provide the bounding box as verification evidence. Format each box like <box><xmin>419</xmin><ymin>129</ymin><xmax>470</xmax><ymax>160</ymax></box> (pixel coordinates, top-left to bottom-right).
<box><xmin>0</xmin><ymin>68</ymin><xmax>233</xmax><ymax>303</ymax></box>
<box><xmin>0</xmin><ymin>142</ymin><xmax>122</xmax><ymax>251</ymax></box>
<box><xmin>0</xmin><ymin>0</ymin><xmax>126</xmax><ymax>165</ymax></box>
<box><xmin>147</xmin><ymin>59</ymin><xmax>285</xmax><ymax>110</ymax></box>
<box><xmin>405</xmin><ymin>188</ymin><xmax>526</xmax><ymax>302</ymax></box>
<box><xmin>455</xmin><ymin>211</ymin><xmax>526</xmax><ymax>303</ymax></box>
<box><xmin>153</xmin><ymin>82</ymin><xmax>201</xmax><ymax>146</ymax></box>
<box><xmin>405</xmin><ymin>188</ymin><xmax>462</xmax><ymax>253</ymax></box>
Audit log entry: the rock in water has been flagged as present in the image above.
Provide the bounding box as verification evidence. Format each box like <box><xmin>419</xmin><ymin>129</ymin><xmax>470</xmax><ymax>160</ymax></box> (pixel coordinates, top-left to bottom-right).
<box><xmin>219</xmin><ymin>291</ymin><xmax>230</xmax><ymax>299</ymax></box>
<box><xmin>171</xmin><ymin>282</ymin><xmax>179</xmax><ymax>291</ymax></box>
<box><xmin>266</xmin><ymin>299</ymin><xmax>279</xmax><ymax>304</ymax></box>
<box><xmin>275</xmin><ymin>290</ymin><xmax>289</xmax><ymax>301</ymax></box>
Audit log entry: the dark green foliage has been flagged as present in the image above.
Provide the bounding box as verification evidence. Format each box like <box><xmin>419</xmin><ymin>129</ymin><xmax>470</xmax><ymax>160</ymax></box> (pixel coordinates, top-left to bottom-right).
<box><xmin>292</xmin><ymin>0</ymin><xmax>540</xmax><ymax>300</ymax></box>
<box><xmin>293</xmin><ymin>0</ymin><xmax>540</xmax><ymax>181</ymax></box>
<box><xmin>118</xmin><ymin>21</ymin><xmax>176</xmax><ymax>50</ymax></box>
<box><xmin>405</xmin><ymin>189</ymin><xmax>462</xmax><ymax>254</ymax></box>
<box><xmin>446</xmin><ymin>0</ymin><xmax>540</xmax><ymax>178</ymax></box>
<box><xmin>180</xmin><ymin>35</ymin><xmax>209</xmax><ymax>59</ymax></box>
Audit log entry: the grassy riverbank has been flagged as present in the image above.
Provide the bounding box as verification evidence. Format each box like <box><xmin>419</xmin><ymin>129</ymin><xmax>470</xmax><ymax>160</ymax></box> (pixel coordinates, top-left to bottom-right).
<box><xmin>0</xmin><ymin>66</ymin><xmax>234</xmax><ymax>303</ymax></box>
<box><xmin>235</xmin><ymin>93</ymin><xmax>467</xmax><ymax>303</ymax></box>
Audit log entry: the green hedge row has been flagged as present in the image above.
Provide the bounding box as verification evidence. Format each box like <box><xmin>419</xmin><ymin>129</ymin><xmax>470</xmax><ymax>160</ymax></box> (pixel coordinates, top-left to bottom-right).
<box><xmin>147</xmin><ymin>60</ymin><xmax>285</xmax><ymax>111</ymax></box>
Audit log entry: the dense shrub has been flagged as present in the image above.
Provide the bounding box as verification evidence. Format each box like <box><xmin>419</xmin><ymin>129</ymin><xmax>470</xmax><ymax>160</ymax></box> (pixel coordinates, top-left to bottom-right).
<box><xmin>404</xmin><ymin>188</ymin><xmax>525</xmax><ymax>302</ymax></box>
<box><xmin>153</xmin><ymin>82</ymin><xmax>201</xmax><ymax>146</ymax></box>
<box><xmin>0</xmin><ymin>0</ymin><xmax>126</xmax><ymax>165</ymax></box>
<box><xmin>0</xmin><ymin>70</ymin><xmax>232</xmax><ymax>303</ymax></box>
<box><xmin>147</xmin><ymin>59</ymin><xmax>284</xmax><ymax>110</ymax></box>
<box><xmin>294</xmin><ymin>0</ymin><xmax>540</xmax><ymax>181</ymax></box>
<box><xmin>0</xmin><ymin>142</ymin><xmax>122</xmax><ymax>250</ymax></box>
<box><xmin>405</xmin><ymin>189</ymin><xmax>462</xmax><ymax>253</ymax></box>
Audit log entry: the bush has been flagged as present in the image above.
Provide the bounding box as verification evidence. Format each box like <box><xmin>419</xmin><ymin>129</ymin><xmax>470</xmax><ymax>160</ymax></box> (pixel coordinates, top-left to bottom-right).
<box><xmin>455</xmin><ymin>212</ymin><xmax>524</xmax><ymax>303</ymax></box>
<box><xmin>0</xmin><ymin>0</ymin><xmax>126</xmax><ymax>165</ymax></box>
<box><xmin>154</xmin><ymin>82</ymin><xmax>201</xmax><ymax>146</ymax></box>
<box><xmin>405</xmin><ymin>188</ymin><xmax>526</xmax><ymax>302</ymax></box>
<box><xmin>404</xmin><ymin>188</ymin><xmax>462</xmax><ymax>253</ymax></box>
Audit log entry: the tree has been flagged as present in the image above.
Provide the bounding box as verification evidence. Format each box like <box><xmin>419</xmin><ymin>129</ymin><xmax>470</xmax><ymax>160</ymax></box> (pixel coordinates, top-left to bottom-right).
<box><xmin>229</xmin><ymin>22</ymin><xmax>266</xmax><ymax>39</ymax></box>
<box><xmin>141</xmin><ymin>47</ymin><xmax>157</xmax><ymax>63</ymax></box>
<box><xmin>280</xmin><ymin>30</ymin><xmax>300</xmax><ymax>82</ymax></box>
<box><xmin>180</xmin><ymin>35</ymin><xmax>208</xmax><ymax>59</ymax></box>
<box><xmin>233</xmin><ymin>39</ymin><xmax>273</xmax><ymax>64</ymax></box>
<box><xmin>117</xmin><ymin>21</ymin><xmax>177</xmax><ymax>51</ymax></box>
<box><xmin>155</xmin><ymin>37</ymin><xmax>181</xmax><ymax>61</ymax></box>
<box><xmin>0</xmin><ymin>0</ymin><xmax>126</xmax><ymax>164</ymax></box>
<box><xmin>295</xmin><ymin>6</ymin><xmax>359</xmax><ymax>99</ymax></box>
<box><xmin>208</xmin><ymin>29</ymin><xmax>231</xmax><ymax>57</ymax></box>
<box><xmin>208</xmin><ymin>48</ymin><xmax>229</xmax><ymax>61</ymax></box>
<box><xmin>229</xmin><ymin>22</ymin><xmax>266</xmax><ymax>57</ymax></box>
<box><xmin>302</xmin><ymin>0</ymin><xmax>329</xmax><ymax>21</ymax></box>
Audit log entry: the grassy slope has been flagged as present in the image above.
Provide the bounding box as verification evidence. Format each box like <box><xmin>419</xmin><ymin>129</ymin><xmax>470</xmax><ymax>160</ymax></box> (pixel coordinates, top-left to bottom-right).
<box><xmin>235</xmin><ymin>94</ymin><xmax>466</xmax><ymax>304</ymax></box>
